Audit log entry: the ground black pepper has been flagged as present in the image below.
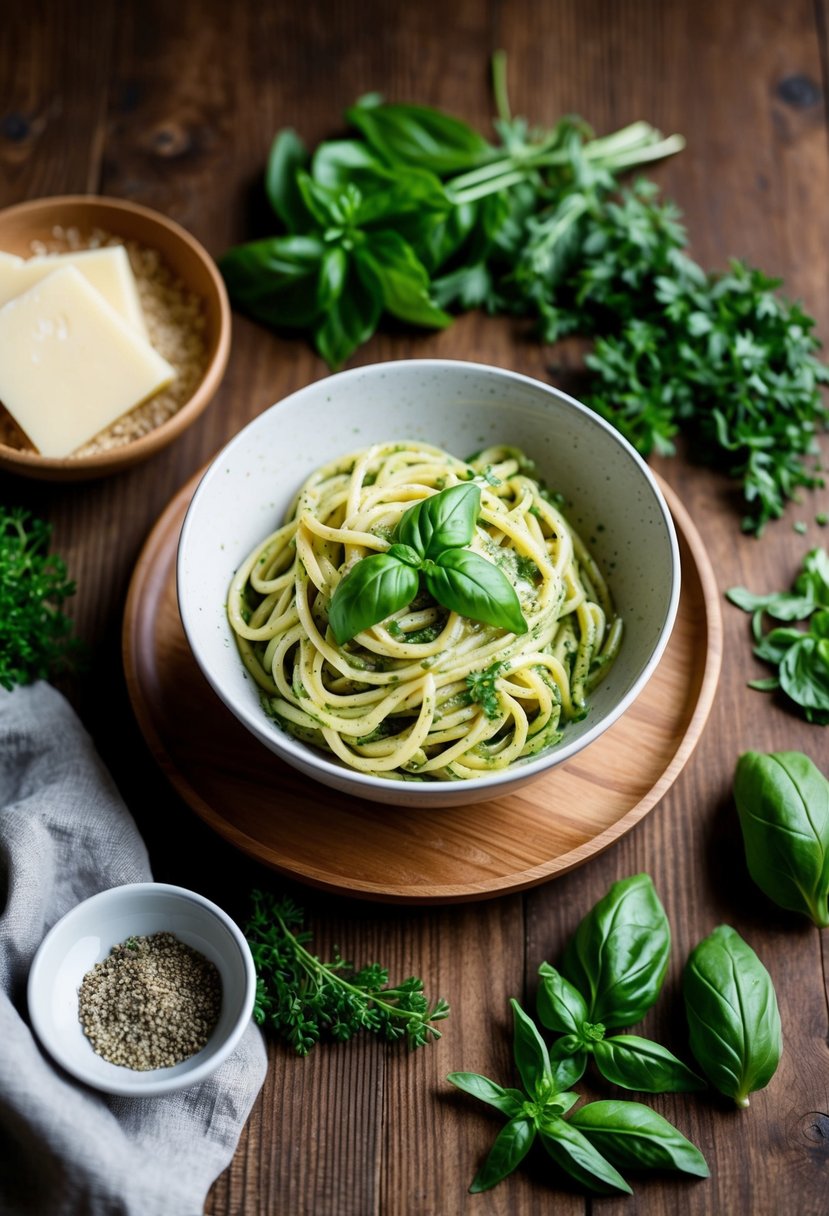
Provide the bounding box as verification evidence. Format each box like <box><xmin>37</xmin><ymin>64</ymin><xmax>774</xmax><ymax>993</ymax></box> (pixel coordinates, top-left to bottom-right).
<box><xmin>78</xmin><ymin>931</ymin><xmax>222</xmax><ymax>1070</ymax></box>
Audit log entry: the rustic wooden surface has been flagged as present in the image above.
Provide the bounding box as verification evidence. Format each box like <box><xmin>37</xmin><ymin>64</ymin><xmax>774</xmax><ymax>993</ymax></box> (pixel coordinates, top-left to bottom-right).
<box><xmin>2</xmin><ymin>2</ymin><xmax>828</xmax><ymax>1213</ymax></box>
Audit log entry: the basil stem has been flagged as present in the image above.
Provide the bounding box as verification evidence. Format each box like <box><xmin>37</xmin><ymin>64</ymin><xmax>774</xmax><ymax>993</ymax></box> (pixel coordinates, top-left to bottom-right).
<box><xmin>569</xmin><ymin>1101</ymin><xmax>709</xmax><ymax>1177</ymax></box>
<box><xmin>734</xmin><ymin>750</ymin><xmax>829</xmax><ymax>928</ymax></box>
<box><xmin>683</xmin><ymin>925</ymin><xmax>782</xmax><ymax>1108</ymax></box>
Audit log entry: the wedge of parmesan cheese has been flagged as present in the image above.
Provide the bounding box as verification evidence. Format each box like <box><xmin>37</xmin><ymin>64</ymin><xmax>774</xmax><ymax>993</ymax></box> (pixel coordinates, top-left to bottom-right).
<box><xmin>0</xmin><ymin>245</ymin><xmax>147</xmax><ymax>336</ymax></box>
<box><xmin>0</xmin><ymin>264</ymin><xmax>175</xmax><ymax>457</ymax></box>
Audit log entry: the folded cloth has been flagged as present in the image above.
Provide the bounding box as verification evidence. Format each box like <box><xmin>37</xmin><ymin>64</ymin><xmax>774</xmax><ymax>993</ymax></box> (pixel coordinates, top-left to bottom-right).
<box><xmin>0</xmin><ymin>683</ymin><xmax>268</xmax><ymax>1216</ymax></box>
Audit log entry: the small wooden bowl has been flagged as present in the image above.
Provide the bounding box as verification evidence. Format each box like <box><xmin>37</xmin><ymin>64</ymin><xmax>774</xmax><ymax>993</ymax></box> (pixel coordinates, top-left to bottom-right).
<box><xmin>0</xmin><ymin>195</ymin><xmax>231</xmax><ymax>480</ymax></box>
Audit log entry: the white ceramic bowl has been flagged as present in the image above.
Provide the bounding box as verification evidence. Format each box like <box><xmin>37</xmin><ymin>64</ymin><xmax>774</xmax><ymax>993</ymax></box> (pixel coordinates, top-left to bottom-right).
<box><xmin>27</xmin><ymin>882</ymin><xmax>256</xmax><ymax>1097</ymax></box>
<box><xmin>178</xmin><ymin>359</ymin><xmax>680</xmax><ymax>808</ymax></box>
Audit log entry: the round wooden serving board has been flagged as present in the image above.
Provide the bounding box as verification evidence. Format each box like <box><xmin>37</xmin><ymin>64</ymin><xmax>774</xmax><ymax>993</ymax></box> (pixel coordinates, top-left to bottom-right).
<box><xmin>123</xmin><ymin>474</ymin><xmax>722</xmax><ymax>904</ymax></box>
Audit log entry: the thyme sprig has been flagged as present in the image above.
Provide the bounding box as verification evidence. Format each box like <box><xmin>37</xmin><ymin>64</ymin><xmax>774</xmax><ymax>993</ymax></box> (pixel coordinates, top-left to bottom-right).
<box><xmin>245</xmin><ymin>890</ymin><xmax>450</xmax><ymax>1054</ymax></box>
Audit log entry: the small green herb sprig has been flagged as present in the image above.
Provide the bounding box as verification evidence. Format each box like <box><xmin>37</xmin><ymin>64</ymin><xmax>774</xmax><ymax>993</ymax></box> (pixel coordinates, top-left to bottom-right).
<box><xmin>0</xmin><ymin>507</ymin><xmax>83</xmax><ymax>691</ymax></box>
<box><xmin>245</xmin><ymin>890</ymin><xmax>449</xmax><ymax>1054</ymax></box>
<box><xmin>328</xmin><ymin>482</ymin><xmax>526</xmax><ymax>643</ymax></box>
<box><xmin>726</xmin><ymin>548</ymin><xmax>829</xmax><ymax>722</ymax></box>
<box><xmin>734</xmin><ymin>749</ymin><xmax>829</xmax><ymax>928</ymax></box>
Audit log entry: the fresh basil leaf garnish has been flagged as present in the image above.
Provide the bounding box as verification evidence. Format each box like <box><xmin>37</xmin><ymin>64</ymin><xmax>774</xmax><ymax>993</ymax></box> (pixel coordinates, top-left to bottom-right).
<box><xmin>683</xmin><ymin>924</ymin><xmax>782</xmax><ymax>1108</ymax></box>
<box><xmin>425</xmin><ymin>548</ymin><xmax>528</xmax><ymax>635</ymax></box>
<box><xmin>394</xmin><ymin>482</ymin><xmax>480</xmax><ymax>559</ymax></box>
<box><xmin>328</xmin><ymin>553</ymin><xmax>419</xmax><ymax>644</ymax></box>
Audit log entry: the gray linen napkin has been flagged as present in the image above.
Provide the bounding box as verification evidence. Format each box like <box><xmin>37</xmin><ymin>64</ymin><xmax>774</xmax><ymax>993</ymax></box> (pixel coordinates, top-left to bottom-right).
<box><xmin>0</xmin><ymin>682</ymin><xmax>268</xmax><ymax>1216</ymax></box>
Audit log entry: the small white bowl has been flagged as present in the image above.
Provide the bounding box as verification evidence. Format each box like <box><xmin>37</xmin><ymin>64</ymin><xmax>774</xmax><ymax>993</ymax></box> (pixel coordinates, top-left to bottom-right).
<box><xmin>27</xmin><ymin>882</ymin><xmax>256</xmax><ymax>1097</ymax></box>
<box><xmin>178</xmin><ymin>359</ymin><xmax>680</xmax><ymax>808</ymax></box>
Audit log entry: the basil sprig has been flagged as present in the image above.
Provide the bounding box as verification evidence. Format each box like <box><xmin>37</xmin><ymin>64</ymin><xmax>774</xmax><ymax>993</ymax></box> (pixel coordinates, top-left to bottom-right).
<box><xmin>537</xmin><ymin>875</ymin><xmax>704</xmax><ymax>1093</ymax></box>
<box><xmin>448</xmin><ymin>996</ymin><xmax>708</xmax><ymax>1195</ymax></box>
<box><xmin>734</xmin><ymin>750</ymin><xmax>829</xmax><ymax>928</ymax></box>
<box><xmin>726</xmin><ymin>548</ymin><xmax>829</xmax><ymax>723</ymax></box>
<box><xmin>328</xmin><ymin>482</ymin><xmax>527</xmax><ymax>644</ymax></box>
<box><xmin>683</xmin><ymin>925</ymin><xmax>782</xmax><ymax>1108</ymax></box>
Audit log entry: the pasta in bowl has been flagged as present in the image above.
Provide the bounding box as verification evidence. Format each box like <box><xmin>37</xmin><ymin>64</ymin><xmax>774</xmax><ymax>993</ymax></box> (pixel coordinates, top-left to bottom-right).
<box><xmin>178</xmin><ymin>358</ymin><xmax>679</xmax><ymax>808</ymax></box>
<box><xmin>227</xmin><ymin>442</ymin><xmax>621</xmax><ymax>781</ymax></box>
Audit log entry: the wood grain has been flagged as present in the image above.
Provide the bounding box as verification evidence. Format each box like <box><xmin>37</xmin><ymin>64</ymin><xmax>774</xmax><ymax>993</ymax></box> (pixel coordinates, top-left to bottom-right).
<box><xmin>2</xmin><ymin>1</ymin><xmax>829</xmax><ymax>1214</ymax></box>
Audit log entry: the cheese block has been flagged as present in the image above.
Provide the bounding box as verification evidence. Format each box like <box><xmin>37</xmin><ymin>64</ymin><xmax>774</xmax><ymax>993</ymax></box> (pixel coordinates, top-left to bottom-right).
<box><xmin>0</xmin><ymin>245</ymin><xmax>148</xmax><ymax>336</ymax></box>
<box><xmin>0</xmin><ymin>264</ymin><xmax>175</xmax><ymax>457</ymax></box>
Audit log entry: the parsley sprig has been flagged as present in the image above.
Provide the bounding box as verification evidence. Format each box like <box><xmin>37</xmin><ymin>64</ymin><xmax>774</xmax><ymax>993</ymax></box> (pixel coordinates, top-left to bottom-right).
<box><xmin>0</xmin><ymin>508</ymin><xmax>83</xmax><ymax>691</ymax></box>
<box><xmin>245</xmin><ymin>890</ymin><xmax>450</xmax><ymax>1054</ymax></box>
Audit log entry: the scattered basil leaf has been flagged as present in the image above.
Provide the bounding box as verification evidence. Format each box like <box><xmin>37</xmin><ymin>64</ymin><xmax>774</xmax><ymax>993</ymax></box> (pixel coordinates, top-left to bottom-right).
<box><xmin>425</xmin><ymin>548</ymin><xmax>528</xmax><ymax>635</ymax></box>
<box><xmin>538</xmin><ymin>1117</ymin><xmax>633</xmax><ymax>1195</ymax></box>
<box><xmin>537</xmin><ymin>961</ymin><xmax>589</xmax><ymax>1035</ymax></box>
<box><xmin>569</xmin><ymin>1101</ymin><xmax>709</xmax><ymax>1177</ymax></box>
<box><xmin>683</xmin><ymin>925</ymin><xmax>782</xmax><ymax>1108</ymax></box>
<box><xmin>394</xmin><ymin>482</ymin><xmax>480</xmax><ymax>559</ymax></box>
<box><xmin>592</xmin><ymin>1034</ymin><xmax>706</xmax><ymax>1093</ymax></box>
<box><xmin>734</xmin><ymin>750</ymin><xmax>829</xmax><ymax>928</ymax></box>
<box><xmin>445</xmin><ymin>1072</ymin><xmax>525</xmax><ymax>1117</ymax></box>
<box><xmin>510</xmin><ymin>998</ymin><xmax>553</xmax><ymax>1102</ymax></box>
<box><xmin>469</xmin><ymin>1118</ymin><xmax>536</xmax><ymax>1193</ymax></box>
<box><xmin>328</xmin><ymin>553</ymin><xmax>419</xmax><ymax>644</ymax></box>
<box><xmin>561</xmin><ymin>874</ymin><xmax>670</xmax><ymax>1028</ymax></box>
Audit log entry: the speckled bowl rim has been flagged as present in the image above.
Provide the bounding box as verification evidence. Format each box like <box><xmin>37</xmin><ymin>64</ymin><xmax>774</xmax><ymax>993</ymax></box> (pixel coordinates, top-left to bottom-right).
<box><xmin>0</xmin><ymin>195</ymin><xmax>231</xmax><ymax>479</ymax></box>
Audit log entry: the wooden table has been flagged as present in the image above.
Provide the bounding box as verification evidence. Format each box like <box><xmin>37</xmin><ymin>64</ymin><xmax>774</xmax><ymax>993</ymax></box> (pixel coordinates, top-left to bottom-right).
<box><xmin>3</xmin><ymin>2</ymin><xmax>828</xmax><ymax>1213</ymax></box>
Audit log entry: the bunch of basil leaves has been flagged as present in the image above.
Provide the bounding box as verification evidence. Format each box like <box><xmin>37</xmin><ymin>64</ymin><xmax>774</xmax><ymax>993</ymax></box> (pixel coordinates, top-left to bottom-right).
<box><xmin>221</xmin><ymin>53</ymin><xmax>829</xmax><ymax>534</ymax></box>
